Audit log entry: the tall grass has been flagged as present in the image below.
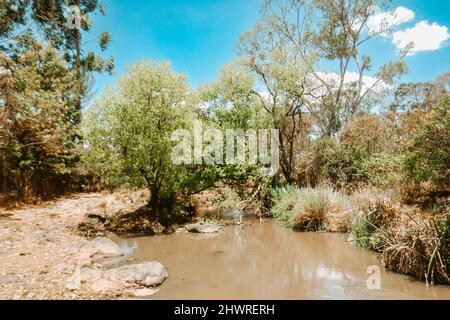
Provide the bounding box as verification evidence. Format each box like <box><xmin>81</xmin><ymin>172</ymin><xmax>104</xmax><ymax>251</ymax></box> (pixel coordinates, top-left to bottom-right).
<box><xmin>272</xmin><ymin>187</ymin><xmax>355</xmax><ymax>232</ymax></box>
<box><xmin>351</xmin><ymin>201</ymin><xmax>450</xmax><ymax>285</ymax></box>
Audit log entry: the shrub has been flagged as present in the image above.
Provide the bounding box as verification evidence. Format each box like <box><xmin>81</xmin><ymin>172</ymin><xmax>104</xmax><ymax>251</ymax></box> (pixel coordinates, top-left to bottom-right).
<box><xmin>298</xmin><ymin>138</ymin><xmax>338</xmax><ymax>187</ymax></box>
<box><xmin>351</xmin><ymin>201</ymin><xmax>397</xmax><ymax>251</ymax></box>
<box><xmin>381</xmin><ymin>214</ymin><xmax>450</xmax><ymax>285</ymax></box>
<box><xmin>323</xmin><ymin>147</ymin><xmax>368</xmax><ymax>190</ymax></box>
<box><xmin>404</xmin><ymin>97</ymin><xmax>450</xmax><ymax>191</ymax></box>
<box><xmin>361</xmin><ymin>154</ymin><xmax>403</xmax><ymax>189</ymax></box>
<box><xmin>340</xmin><ymin>114</ymin><xmax>397</xmax><ymax>154</ymax></box>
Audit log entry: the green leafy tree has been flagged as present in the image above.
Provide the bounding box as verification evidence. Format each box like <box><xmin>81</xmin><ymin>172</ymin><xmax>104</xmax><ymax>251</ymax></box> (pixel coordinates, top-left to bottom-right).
<box><xmin>1</xmin><ymin>0</ymin><xmax>114</xmax><ymax>123</ymax></box>
<box><xmin>83</xmin><ymin>61</ymin><xmax>214</xmax><ymax>221</ymax></box>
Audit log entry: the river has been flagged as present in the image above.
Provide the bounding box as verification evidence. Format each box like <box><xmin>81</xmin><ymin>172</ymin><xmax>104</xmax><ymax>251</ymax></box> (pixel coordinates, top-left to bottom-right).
<box><xmin>116</xmin><ymin>219</ymin><xmax>450</xmax><ymax>300</ymax></box>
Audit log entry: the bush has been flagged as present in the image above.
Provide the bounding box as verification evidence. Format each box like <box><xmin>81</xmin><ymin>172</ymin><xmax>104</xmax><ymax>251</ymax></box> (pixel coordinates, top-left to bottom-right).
<box><xmin>340</xmin><ymin>114</ymin><xmax>397</xmax><ymax>154</ymax></box>
<box><xmin>361</xmin><ymin>154</ymin><xmax>403</xmax><ymax>189</ymax></box>
<box><xmin>381</xmin><ymin>214</ymin><xmax>450</xmax><ymax>285</ymax></box>
<box><xmin>323</xmin><ymin>147</ymin><xmax>368</xmax><ymax>190</ymax></box>
<box><xmin>351</xmin><ymin>201</ymin><xmax>396</xmax><ymax>251</ymax></box>
<box><xmin>298</xmin><ymin>138</ymin><xmax>337</xmax><ymax>187</ymax></box>
<box><xmin>404</xmin><ymin>97</ymin><xmax>450</xmax><ymax>191</ymax></box>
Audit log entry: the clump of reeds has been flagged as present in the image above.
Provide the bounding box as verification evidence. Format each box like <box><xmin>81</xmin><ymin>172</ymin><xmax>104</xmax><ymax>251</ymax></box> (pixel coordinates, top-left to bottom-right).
<box><xmin>272</xmin><ymin>187</ymin><xmax>356</xmax><ymax>232</ymax></box>
<box><xmin>380</xmin><ymin>214</ymin><xmax>449</xmax><ymax>285</ymax></box>
<box><xmin>351</xmin><ymin>201</ymin><xmax>397</xmax><ymax>251</ymax></box>
<box><xmin>351</xmin><ymin>200</ymin><xmax>449</xmax><ymax>285</ymax></box>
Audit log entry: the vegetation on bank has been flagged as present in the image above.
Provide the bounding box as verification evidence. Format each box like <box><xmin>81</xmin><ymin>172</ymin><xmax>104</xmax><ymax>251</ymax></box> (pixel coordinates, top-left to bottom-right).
<box><xmin>1</xmin><ymin>0</ymin><xmax>448</xmax><ymax>285</ymax></box>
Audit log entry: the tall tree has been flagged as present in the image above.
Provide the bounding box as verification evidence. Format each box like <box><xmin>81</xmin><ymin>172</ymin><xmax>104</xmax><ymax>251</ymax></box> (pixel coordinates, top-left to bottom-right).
<box><xmin>0</xmin><ymin>33</ymin><xmax>78</xmax><ymax>200</ymax></box>
<box><xmin>242</xmin><ymin>0</ymin><xmax>409</xmax><ymax>137</ymax></box>
<box><xmin>1</xmin><ymin>0</ymin><xmax>114</xmax><ymax>123</ymax></box>
<box><xmin>238</xmin><ymin>7</ymin><xmax>315</xmax><ymax>183</ymax></box>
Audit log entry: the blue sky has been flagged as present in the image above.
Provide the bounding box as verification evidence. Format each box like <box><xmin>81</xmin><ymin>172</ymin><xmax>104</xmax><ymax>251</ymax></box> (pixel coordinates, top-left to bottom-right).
<box><xmin>87</xmin><ymin>0</ymin><xmax>450</xmax><ymax>100</ymax></box>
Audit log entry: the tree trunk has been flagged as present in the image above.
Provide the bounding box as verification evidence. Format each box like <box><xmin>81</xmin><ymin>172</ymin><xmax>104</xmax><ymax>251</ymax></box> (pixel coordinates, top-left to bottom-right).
<box><xmin>75</xmin><ymin>0</ymin><xmax>82</xmax><ymax>125</ymax></box>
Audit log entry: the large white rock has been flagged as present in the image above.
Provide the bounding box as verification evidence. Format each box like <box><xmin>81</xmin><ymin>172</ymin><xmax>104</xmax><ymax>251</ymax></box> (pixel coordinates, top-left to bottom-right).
<box><xmin>78</xmin><ymin>237</ymin><xmax>124</xmax><ymax>266</ymax></box>
<box><xmin>74</xmin><ymin>262</ymin><xmax>168</xmax><ymax>295</ymax></box>
<box><xmin>103</xmin><ymin>262</ymin><xmax>167</xmax><ymax>287</ymax></box>
<box><xmin>65</xmin><ymin>266</ymin><xmax>81</xmax><ymax>291</ymax></box>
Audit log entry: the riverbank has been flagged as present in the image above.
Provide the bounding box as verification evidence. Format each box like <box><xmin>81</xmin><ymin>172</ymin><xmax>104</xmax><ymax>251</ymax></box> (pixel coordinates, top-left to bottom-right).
<box><xmin>1</xmin><ymin>189</ymin><xmax>448</xmax><ymax>299</ymax></box>
<box><xmin>0</xmin><ymin>190</ymin><xmax>150</xmax><ymax>299</ymax></box>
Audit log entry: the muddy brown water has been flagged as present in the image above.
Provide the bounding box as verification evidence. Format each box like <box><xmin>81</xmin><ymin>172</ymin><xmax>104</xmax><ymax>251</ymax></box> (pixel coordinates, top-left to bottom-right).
<box><xmin>116</xmin><ymin>220</ymin><xmax>450</xmax><ymax>300</ymax></box>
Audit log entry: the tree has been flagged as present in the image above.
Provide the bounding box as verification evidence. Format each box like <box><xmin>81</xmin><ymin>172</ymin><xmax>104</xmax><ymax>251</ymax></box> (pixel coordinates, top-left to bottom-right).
<box><xmin>0</xmin><ymin>34</ymin><xmax>78</xmax><ymax>200</ymax></box>
<box><xmin>1</xmin><ymin>0</ymin><xmax>114</xmax><ymax>124</ymax></box>
<box><xmin>390</xmin><ymin>72</ymin><xmax>450</xmax><ymax>113</ymax></box>
<box><xmin>238</xmin><ymin>20</ymin><xmax>314</xmax><ymax>183</ymax></box>
<box><xmin>243</xmin><ymin>0</ymin><xmax>409</xmax><ymax>137</ymax></box>
<box><xmin>83</xmin><ymin>61</ymin><xmax>211</xmax><ymax>221</ymax></box>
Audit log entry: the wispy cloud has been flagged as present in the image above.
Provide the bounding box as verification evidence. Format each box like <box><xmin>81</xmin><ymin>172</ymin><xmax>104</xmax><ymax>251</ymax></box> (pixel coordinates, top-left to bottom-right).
<box><xmin>365</xmin><ymin>6</ymin><xmax>415</xmax><ymax>36</ymax></box>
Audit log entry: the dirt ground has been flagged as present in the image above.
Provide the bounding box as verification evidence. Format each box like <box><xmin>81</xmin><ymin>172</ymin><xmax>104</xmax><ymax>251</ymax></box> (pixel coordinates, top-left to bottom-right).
<box><xmin>0</xmin><ymin>190</ymin><xmax>148</xmax><ymax>300</ymax></box>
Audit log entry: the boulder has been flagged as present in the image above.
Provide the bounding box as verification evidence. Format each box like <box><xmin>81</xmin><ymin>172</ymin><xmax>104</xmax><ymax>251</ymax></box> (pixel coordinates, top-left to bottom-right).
<box><xmin>80</xmin><ymin>267</ymin><xmax>103</xmax><ymax>283</ymax></box>
<box><xmin>78</xmin><ymin>237</ymin><xmax>124</xmax><ymax>266</ymax></box>
<box><xmin>185</xmin><ymin>223</ymin><xmax>222</xmax><ymax>234</ymax></box>
<box><xmin>90</xmin><ymin>278</ymin><xmax>121</xmax><ymax>294</ymax></box>
<box><xmin>77</xmin><ymin>262</ymin><xmax>167</xmax><ymax>295</ymax></box>
<box><xmin>103</xmin><ymin>262</ymin><xmax>167</xmax><ymax>287</ymax></box>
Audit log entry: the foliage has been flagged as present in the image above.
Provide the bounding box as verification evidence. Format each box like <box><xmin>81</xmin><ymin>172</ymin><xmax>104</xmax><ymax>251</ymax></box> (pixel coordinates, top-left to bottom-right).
<box><xmin>351</xmin><ymin>202</ymin><xmax>394</xmax><ymax>251</ymax></box>
<box><xmin>403</xmin><ymin>97</ymin><xmax>450</xmax><ymax>190</ymax></box>
<box><xmin>340</xmin><ymin>114</ymin><xmax>398</xmax><ymax>154</ymax></box>
<box><xmin>361</xmin><ymin>154</ymin><xmax>403</xmax><ymax>189</ymax></box>
<box><xmin>246</xmin><ymin>0</ymin><xmax>409</xmax><ymax>137</ymax></box>
<box><xmin>381</xmin><ymin>215</ymin><xmax>450</xmax><ymax>285</ymax></box>
<box><xmin>323</xmin><ymin>146</ymin><xmax>368</xmax><ymax>190</ymax></box>
<box><xmin>0</xmin><ymin>35</ymin><xmax>79</xmax><ymax>200</ymax></box>
<box><xmin>272</xmin><ymin>186</ymin><xmax>354</xmax><ymax>232</ymax></box>
<box><xmin>298</xmin><ymin>137</ymin><xmax>337</xmax><ymax>187</ymax></box>
<box><xmin>83</xmin><ymin>61</ymin><xmax>215</xmax><ymax>221</ymax></box>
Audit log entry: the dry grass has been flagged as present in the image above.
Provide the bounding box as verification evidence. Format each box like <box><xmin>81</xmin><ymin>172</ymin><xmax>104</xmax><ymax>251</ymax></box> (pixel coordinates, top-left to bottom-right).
<box><xmin>380</xmin><ymin>214</ymin><xmax>449</xmax><ymax>285</ymax></box>
<box><xmin>272</xmin><ymin>187</ymin><xmax>357</xmax><ymax>232</ymax></box>
<box><xmin>351</xmin><ymin>199</ymin><xmax>450</xmax><ymax>285</ymax></box>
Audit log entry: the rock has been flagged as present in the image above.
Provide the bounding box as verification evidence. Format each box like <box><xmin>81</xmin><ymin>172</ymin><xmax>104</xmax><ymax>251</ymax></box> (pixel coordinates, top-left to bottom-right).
<box><xmin>77</xmin><ymin>218</ymin><xmax>106</xmax><ymax>238</ymax></box>
<box><xmin>103</xmin><ymin>262</ymin><xmax>167</xmax><ymax>288</ymax></box>
<box><xmin>150</xmin><ymin>222</ymin><xmax>165</xmax><ymax>234</ymax></box>
<box><xmin>126</xmin><ymin>288</ymin><xmax>159</xmax><ymax>297</ymax></box>
<box><xmin>78</xmin><ymin>237</ymin><xmax>124</xmax><ymax>266</ymax></box>
<box><xmin>65</xmin><ymin>267</ymin><xmax>81</xmax><ymax>291</ymax></box>
<box><xmin>87</xmin><ymin>211</ymin><xmax>107</xmax><ymax>223</ymax></box>
<box><xmin>90</xmin><ymin>278</ymin><xmax>121</xmax><ymax>294</ymax></box>
<box><xmin>78</xmin><ymin>262</ymin><xmax>167</xmax><ymax>295</ymax></box>
<box><xmin>185</xmin><ymin>223</ymin><xmax>222</xmax><ymax>234</ymax></box>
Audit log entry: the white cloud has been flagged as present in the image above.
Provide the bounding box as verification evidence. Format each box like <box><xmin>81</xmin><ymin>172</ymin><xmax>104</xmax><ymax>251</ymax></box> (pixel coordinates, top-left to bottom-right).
<box><xmin>315</xmin><ymin>71</ymin><xmax>388</xmax><ymax>93</ymax></box>
<box><xmin>366</xmin><ymin>6</ymin><xmax>415</xmax><ymax>35</ymax></box>
<box><xmin>392</xmin><ymin>21</ymin><xmax>450</xmax><ymax>54</ymax></box>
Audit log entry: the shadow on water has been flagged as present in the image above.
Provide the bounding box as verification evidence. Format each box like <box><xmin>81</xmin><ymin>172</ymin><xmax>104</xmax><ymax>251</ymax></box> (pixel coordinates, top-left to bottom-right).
<box><xmin>115</xmin><ymin>220</ymin><xmax>450</xmax><ymax>300</ymax></box>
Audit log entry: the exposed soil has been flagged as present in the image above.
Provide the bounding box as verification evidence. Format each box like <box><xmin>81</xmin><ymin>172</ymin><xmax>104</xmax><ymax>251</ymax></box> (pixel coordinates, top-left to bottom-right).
<box><xmin>0</xmin><ymin>190</ymin><xmax>149</xmax><ymax>300</ymax></box>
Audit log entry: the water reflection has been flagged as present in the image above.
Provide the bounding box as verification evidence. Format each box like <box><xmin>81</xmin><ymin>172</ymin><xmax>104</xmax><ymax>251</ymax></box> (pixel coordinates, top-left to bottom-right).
<box><xmin>116</xmin><ymin>220</ymin><xmax>450</xmax><ymax>300</ymax></box>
